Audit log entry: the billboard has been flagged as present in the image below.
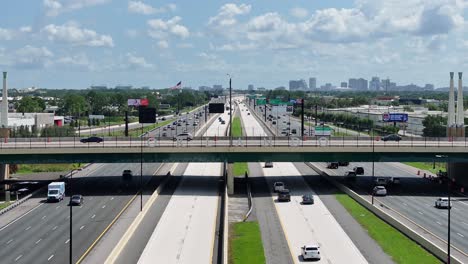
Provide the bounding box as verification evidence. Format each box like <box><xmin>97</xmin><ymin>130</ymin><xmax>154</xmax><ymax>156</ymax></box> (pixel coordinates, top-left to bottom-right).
<box><xmin>209</xmin><ymin>103</ymin><xmax>225</xmax><ymax>113</ymax></box>
<box><xmin>139</xmin><ymin>107</ymin><xmax>156</xmax><ymax>123</ymax></box>
<box><xmin>382</xmin><ymin>113</ymin><xmax>408</xmax><ymax>122</ymax></box>
<box><xmin>314</xmin><ymin>126</ymin><xmax>332</xmax><ymax>136</ymax></box>
<box><xmin>271</xmin><ymin>105</ymin><xmax>288</xmax><ymax>114</ymax></box>
<box><xmin>128</xmin><ymin>98</ymin><xmax>149</xmax><ymax>106</ymax></box>
<box><xmin>89</xmin><ymin>115</ymin><xmax>105</xmax><ymax>120</ymax></box>
<box><xmin>256</xmin><ymin>98</ymin><xmax>266</xmax><ymax>105</ymax></box>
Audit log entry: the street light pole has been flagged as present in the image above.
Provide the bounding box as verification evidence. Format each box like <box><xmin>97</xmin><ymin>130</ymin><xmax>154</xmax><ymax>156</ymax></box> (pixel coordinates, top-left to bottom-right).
<box><xmin>447</xmin><ymin>161</ymin><xmax>451</xmax><ymax>264</ymax></box>
<box><xmin>228</xmin><ymin>74</ymin><xmax>232</xmax><ymax>146</ymax></box>
<box><xmin>69</xmin><ymin>169</ymin><xmax>74</xmax><ymax>264</ymax></box>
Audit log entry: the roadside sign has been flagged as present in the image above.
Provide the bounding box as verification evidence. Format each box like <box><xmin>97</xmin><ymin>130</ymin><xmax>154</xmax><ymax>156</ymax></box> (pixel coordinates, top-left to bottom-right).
<box><xmin>88</xmin><ymin>115</ymin><xmax>105</xmax><ymax>120</ymax></box>
<box><xmin>314</xmin><ymin>126</ymin><xmax>332</xmax><ymax>136</ymax></box>
<box><xmin>382</xmin><ymin>113</ymin><xmax>408</xmax><ymax>122</ymax></box>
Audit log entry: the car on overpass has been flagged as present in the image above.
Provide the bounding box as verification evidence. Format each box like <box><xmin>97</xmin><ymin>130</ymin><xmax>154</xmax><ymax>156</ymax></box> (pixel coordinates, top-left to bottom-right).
<box><xmin>80</xmin><ymin>136</ymin><xmax>103</xmax><ymax>143</ymax></box>
<box><xmin>327</xmin><ymin>162</ymin><xmax>339</xmax><ymax>169</ymax></box>
<box><xmin>353</xmin><ymin>166</ymin><xmax>364</xmax><ymax>175</ymax></box>
<box><xmin>173</xmin><ymin>133</ymin><xmax>193</xmax><ymax>141</ymax></box>
<box><xmin>264</xmin><ymin>161</ymin><xmax>273</xmax><ymax>168</ymax></box>
<box><xmin>382</xmin><ymin>134</ymin><xmax>402</xmax><ymax>142</ymax></box>
<box><xmin>273</xmin><ymin>182</ymin><xmax>285</xmax><ymax>192</ymax></box>
<box><xmin>122</xmin><ymin>169</ymin><xmax>133</xmax><ymax>180</ymax></box>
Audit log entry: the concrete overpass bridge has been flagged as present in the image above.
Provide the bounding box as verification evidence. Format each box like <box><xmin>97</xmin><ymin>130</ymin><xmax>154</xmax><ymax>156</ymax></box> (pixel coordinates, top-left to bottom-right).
<box><xmin>1</xmin><ymin>136</ymin><xmax>468</xmax><ymax>163</ymax></box>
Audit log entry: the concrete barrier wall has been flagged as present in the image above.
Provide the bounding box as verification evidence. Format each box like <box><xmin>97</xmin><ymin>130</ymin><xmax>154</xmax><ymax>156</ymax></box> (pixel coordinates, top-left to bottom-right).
<box><xmin>306</xmin><ymin>163</ymin><xmax>463</xmax><ymax>264</ymax></box>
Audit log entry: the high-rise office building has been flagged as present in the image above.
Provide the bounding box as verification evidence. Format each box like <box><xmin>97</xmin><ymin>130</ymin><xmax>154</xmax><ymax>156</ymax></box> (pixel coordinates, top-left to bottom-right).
<box><xmin>348</xmin><ymin>78</ymin><xmax>368</xmax><ymax>90</ymax></box>
<box><xmin>369</xmin><ymin>77</ymin><xmax>380</xmax><ymax>91</ymax></box>
<box><xmin>289</xmin><ymin>79</ymin><xmax>308</xmax><ymax>91</ymax></box>
<box><xmin>340</xmin><ymin>82</ymin><xmax>347</xmax><ymax>88</ymax></box>
<box><xmin>309</xmin><ymin>78</ymin><xmax>316</xmax><ymax>90</ymax></box>
<box><xmin>248</xmin><ymin>84</ymin><xmax>254</xmax><ymax>91</ymax></box>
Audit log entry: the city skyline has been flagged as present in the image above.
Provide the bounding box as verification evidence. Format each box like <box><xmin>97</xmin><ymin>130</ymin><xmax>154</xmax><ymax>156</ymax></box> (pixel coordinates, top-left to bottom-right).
<box><xmin>1</xmin><ymin>1</ymin><xmax>467</xmax><ymax>89</ymax></box>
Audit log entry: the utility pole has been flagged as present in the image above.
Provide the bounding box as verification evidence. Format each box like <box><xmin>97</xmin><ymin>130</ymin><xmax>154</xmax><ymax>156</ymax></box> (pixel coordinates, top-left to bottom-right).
<box><xmin>301</xmin><ymin>98</ymin><xmax>305</xmax><ymax>137</ymax></box>
<box><xmin>228</xmin><ymin>75</ymin><xmax>232</xmax><ymax>146</ymax></box>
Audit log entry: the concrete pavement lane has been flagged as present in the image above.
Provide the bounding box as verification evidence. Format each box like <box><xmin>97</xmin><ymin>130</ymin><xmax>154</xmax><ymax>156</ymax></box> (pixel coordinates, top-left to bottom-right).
<box><xmin>0</xmin><ymin>162</ymin><xmax>163</xmax><ymax>264</ymax></box>
<box><xmin>262</xmin><ymin>162</ymin><xmax>368</xmax><ymax>264</ymax></box>
<box><xmin>137</xmin><ymin>163</ymin><xmax>221</xmax><ymax>264</ymax></box>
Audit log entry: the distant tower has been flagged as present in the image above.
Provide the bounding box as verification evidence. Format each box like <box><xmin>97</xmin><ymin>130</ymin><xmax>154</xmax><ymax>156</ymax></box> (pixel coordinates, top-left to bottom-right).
<box><xmin>448</xmin><ymin>72</ymin><xmax>456</xmax><ymax>137</ymax></box>
<box><xmin>1</xmin><ymin>72</ymin><xmax>7</xmax><ymax>128</ymax></box>
<box><xmin>456</xmin><ymin>72</ymin><xmax>465</xmax><ymax>137</ymax></box>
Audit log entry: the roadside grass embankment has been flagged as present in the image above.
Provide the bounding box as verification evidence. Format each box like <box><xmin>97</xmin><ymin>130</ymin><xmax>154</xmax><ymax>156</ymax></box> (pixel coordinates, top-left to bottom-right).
<box><xmin>403</xmin><ymin>162</ymin><xmax>446</xmax><ymax>175</ymax></box>
<box><xmin>229</xmin><ymin>221</ymin><xmax>266</xmax><ymax>264</ymax></box>
<box><xmin>15</xmin><ymin>163</ymin><xmax>83</xmax><ymax>174</ymax></box>
<box><xmin>335</xmin><ymin>193</ymin><xmax>441</xmax><ymax>264</ymax></box>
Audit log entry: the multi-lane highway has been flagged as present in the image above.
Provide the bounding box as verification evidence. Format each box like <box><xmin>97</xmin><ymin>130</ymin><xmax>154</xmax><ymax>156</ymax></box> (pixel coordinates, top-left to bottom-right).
<box><xmin>239</xmin><ymin>101</ymin><xmax>369</xmax><ymax>263</ymax></box>
<box><xmin>0</xmin><ymin>163</ymin><xmax>162</xmax><ymax>264</ymax></box>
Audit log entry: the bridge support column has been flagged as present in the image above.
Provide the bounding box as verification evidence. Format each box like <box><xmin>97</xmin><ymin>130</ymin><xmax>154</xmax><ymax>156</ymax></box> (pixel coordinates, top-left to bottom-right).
<box><xmin>227</xmin><ymin>162</ymin><xmax>234</xmax><ymax>195</ymax></box>
<box><xmin>447</xmin><ymin>163</ymin><xmax>468</xmax><ymax>189</ymax></box>
<box><xmin>0</xmin><ymin>128</ymin><xmax>10</xmax><ymax>199</ymax></box>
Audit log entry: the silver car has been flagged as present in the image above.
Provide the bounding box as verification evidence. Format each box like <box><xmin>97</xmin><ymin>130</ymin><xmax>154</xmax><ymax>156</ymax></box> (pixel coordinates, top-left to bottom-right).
<box><xmin>373</xmin><ymin>186</ymin><xmax>387</xmax><ymax>196</ymax></box>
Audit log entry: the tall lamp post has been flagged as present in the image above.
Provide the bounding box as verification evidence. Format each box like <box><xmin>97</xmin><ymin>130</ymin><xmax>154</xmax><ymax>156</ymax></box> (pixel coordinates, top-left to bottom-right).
<box><xmin>69</xmin><ymin>166</ymin><xmax>80</xmax><ymax>264</ymax></box>
<box><xmin>227</xmin><ymin>74</ymin><xmax>232</xmax><ymax>146</ymax></box>
<box><xmin>436</xmin><ymin>154</ymin><xmax>451</xmax><ymax>263</ymax></box>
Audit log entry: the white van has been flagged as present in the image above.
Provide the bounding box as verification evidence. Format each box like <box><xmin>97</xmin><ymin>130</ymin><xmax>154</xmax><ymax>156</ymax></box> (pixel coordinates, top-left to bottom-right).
<box><xmin>47</xmin><ymin>182</ymin><xmax>65</xmax><ymax>202</ymax></box>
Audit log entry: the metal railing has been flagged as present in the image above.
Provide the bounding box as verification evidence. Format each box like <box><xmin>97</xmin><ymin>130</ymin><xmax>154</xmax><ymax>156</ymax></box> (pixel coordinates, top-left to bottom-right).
<box><xmin>1</xmin><ymin>135</ymin><xmax>467</xmax><ymax>149</ymax></box>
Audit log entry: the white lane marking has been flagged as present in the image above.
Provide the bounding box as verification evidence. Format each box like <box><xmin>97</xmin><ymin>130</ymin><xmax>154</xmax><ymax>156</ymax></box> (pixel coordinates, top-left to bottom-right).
<box><xmin>102</xmin><ymin>205</ymin><xmax>106</xmax><ymax>209</ymax></box>
<box><xmin>452</xmin><ymin>207</ymin><xmax>459</xmax><ymax>211</ymax></box>
<box><xmin>462</xmin><ymin>222</ymin><xmax>468</xmax><ymax>226</ymax></box>
<box><xmin>48</xmin><ymin>255</ymin><xmax>54</xmax><ymax>261</ymax></box>
<box><xmin>65</xmin><ymin>239</ymin><xmax>70</xmax><ymax>244</ymax></box>
<box><xmin>35</xmin><ymin>239</ymin><xmax>42</xmax><ymax>244</ymax></box>
<box><xmin>418</xmin><ymin>211</ymin><xmax>423</xmax><ymax>215</ymax></box>
<box><xmin>25</xmin><ymin>226</ymin><xmax>31</xmax><ymax>231</ymax></box>
<box><xmin>42</xmin><ymin>215</ymin><xmax>46</xmax><ymax>220</ymax></box>
<box><xmin>56</xmin><ymin>206</ymin><xmax>60</xmax><ymax>209</ymax></box>
<box><xmin>403</xmin><ymin>203</ymin><xmax>408</xmax><ymax>206</ymax></box>
<box><xmin>80</xmin><ymin>225</ymin><xmax>85</xmax><ymax>230</ymax></box>
<box><xmin>6</xmin><ymin>239</ymin><xmax>13</xmax><ymax>244</ymax></box>
<box><xmin>457</xmin><ymin>233</ymin><xmax>465</xmax><ymax>238</ymax></box>
<box><xmin>14</xmin><ymin>255</ymin><xmax>22</xmax><ymax>261</ymax></box>
<box><xmin>0</xmin><ymin>191</ymin><xmax>44</xmax><ymax>232</ymax></box>
<box><xmin>436</xmin><ymin>221</ymin><xmax>442</xmax><ymax>225</ymax></box>
<box><xmin>89</xmin><ymin>197</ymin><xmax>93</xmax><ymax>200</ymax></box>
<box><xmin>110</xmin><ymin>197</ymin><xmax>114</xmax><ymax>200</ymax></box>
<box><xmin>91</xmin><ymin>214</ymin><xmax>96</xmax><ymax>219</ymax></box>
<box><xmin>52</xmin><ymin>226</ymin><xmax>58</xmax><ymax>231</ymax></box>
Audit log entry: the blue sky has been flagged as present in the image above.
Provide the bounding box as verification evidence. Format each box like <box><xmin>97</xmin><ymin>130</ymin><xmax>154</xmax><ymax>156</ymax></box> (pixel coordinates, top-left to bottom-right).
<box><xmin>1</xmin><ymin>0</ymin><xmax>468</xmax><ymax>89</ymax></box>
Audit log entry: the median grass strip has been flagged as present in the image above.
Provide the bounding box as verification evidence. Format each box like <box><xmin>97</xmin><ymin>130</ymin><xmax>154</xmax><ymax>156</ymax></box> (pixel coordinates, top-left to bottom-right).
<box><xmin>403</xmin><ymin>162</ymin><xmax>446</xmax><ymax>175</ymax></box>
<box><xmin>229</xmin><ymin>221</ymin><xmax>266</xmax><ymax>264</ymax></box>
<box><xmin>232</xmin><ymin>117</ymin><xmax>242</xmax><ymax>137</ymax></box>
<box><xmin>335</xmin><ymin>193</ymin><xmax>441</xmax><ymax>264</ymax></box>
<box><xmin>233</xmin><ymin>163</ymin><xmax>249</xmax><ymax>176</ymax></box>
<box><xmin>0</xmin><ymin>202</ymin><xmax>12</xmax><ymax>210</ymax></box>
<box><xmin>16</xmin><ymin>163</ymin><xmax>83</xmax><ymax>174</ymax></box>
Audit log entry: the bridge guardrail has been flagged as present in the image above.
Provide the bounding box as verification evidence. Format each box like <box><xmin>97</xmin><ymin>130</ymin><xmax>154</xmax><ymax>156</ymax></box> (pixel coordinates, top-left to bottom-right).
<box><xmin>1</xmin><ymin>136</ymin><xmax>468</xmax><ymax>149</ymax></box>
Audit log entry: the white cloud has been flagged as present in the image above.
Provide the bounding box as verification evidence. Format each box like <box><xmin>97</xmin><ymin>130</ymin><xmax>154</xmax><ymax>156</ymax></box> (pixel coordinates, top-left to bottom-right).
<box><xmin>125</xmin><ymin>29</ymin><xmax>139</xmax><ymax>38</ymax></box>
<box><xmin>0</xmin><ymin>28</ymin><xmax>13</xmax><ymax>40</ymax></box>
<box><xmin>43</xmin><ymin>0</ymin><xmax>111</xmax><ymax>16</ymax></box>
<box><xmin>157</xmin><ymin>40</ymin><xmax>169</xmax><ymax>49</ymax></box>
<box><xmin>209</xmin><ymin>3</ymin><xmax>251</xmax><ymax>28</ymax></box>
<box><xmin>53</xmin><ymin>53</ymin><xmax>95</xmax><ymax>70</ymax></box>
<box><xmin>20</xmin><ymin>26</ymin><xmax>32</xmax><ymax>33</ymax></box>
<box><xmin>290</xmin><ymin>7</ymin><xmax>308</xmax><ymax>19</ymax></box>
<box><xmin>128</xmin><ymin>1</ymin><xmax>160</xmax><ymax>15</ymax></box>
<box><xmin>126</xmin><ymin>53</ymin><xmax>154</xmax><ymax>68</ymax></box>
<box><xmin>42</xmin><ymin>23</ymin><xmax>114</xmax><ymax>47</ymax></box>
<box><xmin>13</xmin><ymin>45</ymin><xmax>54</xmax><ymax>68</ymax></box>
<box><xmin>147</xmin><ymin>16</ymin><xmax>189</xmax><ymax>39</ymax></box>
<box><xmin>167</xmin><ymin>3</ymin><xmax>176</xmax><ymax>12</ymax></box>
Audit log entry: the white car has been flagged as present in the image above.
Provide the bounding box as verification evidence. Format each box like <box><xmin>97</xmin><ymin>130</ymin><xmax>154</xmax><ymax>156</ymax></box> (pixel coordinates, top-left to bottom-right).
<box><xmin>173</xmin><ymin>133</ymin><xmax>193</xmax><ymax>141</ymax></box>
<box><xmin>373</xmin><ymin>186</ymin><xmax>387</xmax><ymax>196</ymax></box>
<box><xmin>273</xmin><ymin>182</ymin><xmax>285</xmax><ymax>192</ymax></box>
<box><xmin>435</xmin><ymin>197</ymin><xmax>452</xmax><ymax>209</ymax></box>
<box><xmin>301</xmin><ymin>245</ymin><xmax>321</xmax><ymax>260</ymax></box>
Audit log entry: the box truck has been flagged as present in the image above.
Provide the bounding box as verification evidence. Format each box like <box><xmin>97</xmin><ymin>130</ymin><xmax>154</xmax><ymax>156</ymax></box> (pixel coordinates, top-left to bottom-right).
<box><xmin>47</xmin><ymin>182</ymin><xmax>65</xmax><ymax>202</ymax></box>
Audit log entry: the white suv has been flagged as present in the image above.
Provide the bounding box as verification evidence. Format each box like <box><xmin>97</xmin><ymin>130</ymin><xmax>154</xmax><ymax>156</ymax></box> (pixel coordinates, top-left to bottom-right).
<box><xmin>435</xmin><ymin>197</ymin><xmax>452</xmax><ymax>209</ymax></box>
<box><xmin>301</xmin><ymin>245</ymin><xmax>320</xmax><ymax>260</ymax></box>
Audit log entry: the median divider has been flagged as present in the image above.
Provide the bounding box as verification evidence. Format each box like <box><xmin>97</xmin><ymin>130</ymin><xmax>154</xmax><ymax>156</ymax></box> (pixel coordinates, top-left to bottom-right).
<box><xmin>104</xmin><ymin>163</ymin><xmax>177</xmax><ymax>264</ymax></box>
<box><xmin>306</xmin><ymin>162</ymin><xmax>465</xmax><ymax>264</ymax></box>
<box><xmin>243</xmin><ymin>172</ymin><xmax>253</xmax><ymax>222</ymax></box>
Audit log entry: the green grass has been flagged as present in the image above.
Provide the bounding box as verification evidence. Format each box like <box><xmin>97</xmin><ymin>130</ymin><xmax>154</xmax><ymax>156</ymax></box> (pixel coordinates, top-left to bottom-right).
<box><xmin>94</xmin><ymin>119</ymin><xmax>175</xmax><ymax>137</ymax></box>
<box><xmin>232</xmin><ymin>117</ymin><xmax>242</xmax><ymax>137</ymax></box>
<box><xmin>335</xmin><ymin>193</ymin><xmax>441</xmax><ymax>264</ymax></box>
<box><xmin>233</xmin><ymin>163</ymin><xmax>249</xmax><ymax>176</ymax></box>
<box><xmin>0</xmin><ymin>202</ymin><xmax>12</xmax><ymax>210</ymax></box>
<box><xmin>229</xmin><ymin>221</ymin><xmax>266</xmax><ymax>264</ymax></box>
<box><xmin>15</xmin><ymin>163</ymin><xmax>83</xmax><ymax>174</ymax></box>
<box><xmin>403</xmin><ymin>162</ymin><xmax>446</xmax><ymax>175</ymax></box>
<box><xmin>333</xmin><ymin>131</ymin><xmax>350</xmax><ymax>136</ymax></box>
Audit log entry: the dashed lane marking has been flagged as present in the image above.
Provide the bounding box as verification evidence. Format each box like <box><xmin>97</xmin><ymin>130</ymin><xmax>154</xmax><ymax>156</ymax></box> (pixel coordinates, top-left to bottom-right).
<box><xmin>80</xmin><ymin>225</ymin><xmax>85</xmax><ymax>230</ymax></box>
<box><xmin>457</xmin><ymin>233</ymin><xmax>465</xmax><ymax>238</ymax></box>
<box><xmin>48</xmin><ymin>255</ymin><xmax>54</xmax><ymax>261</ymax></box>
<box><xmin>25</xmin><ymin>226</ymin><xmax>31</xmax><ymax>231</ymax></box>
<box><xmin>65</xmin><ymin>239</ymin><xmax>70</xmax><ymax>244</ymax></box>
<box><xmin>52</xmin><ymin>226</ymin><xmax>58</xmax><ymax>231</ymax></box>
<box><xmin>14</xmin><ymin>255</ymin><xmax>22</xmax><ymax>262</ymax></box>
<box><xmin>35</xmin><ymin>239</ymin><xmax>42</xmax><ymax>244</ymax></box>
<box><xmin>6</xmin><ymin>239</ymin><xmax>13</xmax><ymax>245</ymax></box>
<box><xmin>91</xmin><ymin>214</ymin><xmax>96</xmax><ymax>219</ymax></box>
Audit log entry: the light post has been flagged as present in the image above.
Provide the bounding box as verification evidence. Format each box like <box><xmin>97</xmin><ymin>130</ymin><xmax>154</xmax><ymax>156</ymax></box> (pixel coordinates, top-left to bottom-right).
<box><xmin>69</xmin><ymin>166</ymin><xmax>80</xmax><ymax>264</ymax></box>
<box><xmin>227</xmin><ymin>74</ymin><xmax>232</xmax><ymax>146</ymax></box>
<box><xmin>436</xmin><ymin>154</ymin><xmax>451</xmax><ymax>264</ymax></box>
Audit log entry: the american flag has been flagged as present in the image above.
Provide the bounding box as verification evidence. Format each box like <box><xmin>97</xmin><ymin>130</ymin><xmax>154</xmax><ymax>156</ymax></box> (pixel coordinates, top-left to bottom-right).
<box><xmin>171</xmin><ymin>81</ymin><xmax>182</xmax><ymax>90</ymax></box>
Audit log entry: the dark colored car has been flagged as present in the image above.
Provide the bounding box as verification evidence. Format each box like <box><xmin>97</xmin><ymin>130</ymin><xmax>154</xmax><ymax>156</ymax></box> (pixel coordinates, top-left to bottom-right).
<box><xmin>382</xmin><ymin>134</ymin><xmax>401</xmax><ymax>142</ymax></box>
<box><xmin>70</xmin><ymin>194</ymin><xmax>83</xmax><ymax>206</ymax></box>
<box><xmin>302</xmin><ymin>194</ymin><xmax>314</xmax><ymax>204</ymax></box>
<box><xmin>122</xmin><ymin>169</ymin><xmax>132</xmax><ymax>180</ymax></box>
<box><xmin>327</xmin><ymin>162</ymin><xmax>339</xmax><ymax>169</ymax></box>
<box><xmin>80</xmin><ymin>136</ymin><xmax>103</xmax><ymax>143</ymax></box>
<box><xmin>161</xmin><ymin>117</ymin><xmax>166</xmax><ymax>121</ymax></box>
<box><xmin>278</xmin><ymin>189</ymin><xmax>291</xmax><ymax>202</ymax></box>
<box><xmin>353</xmin><ymin>166</ymin><xmax>364</xmax><ymax>175</ymax></box>
<box><xmin>338</xmin><ymin>162</ymin><xmax>349</xmax><ymax>166</ymax></box>
<box><xmin>264</xmin><ymin>161</ymin><xmax>273</xmax><ymax>168</ymax></box>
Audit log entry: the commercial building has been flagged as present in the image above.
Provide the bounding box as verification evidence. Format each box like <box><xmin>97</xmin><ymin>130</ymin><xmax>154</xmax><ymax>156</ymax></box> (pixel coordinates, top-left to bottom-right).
<box><xmin>348</xmin><ymin>78</ymin><xmax>368</xmax><ymax>90</ymax></box>
<box><xmin>369</xmin><ymin>77</ymin><xmax>380</xmax><ymax>91</ymax></box>
<box><xmin>289</xmin><ymin>79</ymin><xmax>308</xmax><ymax>91</ymax></box>
<box><xmin>309</xmin><ymin>78</ymin><xmax>316</xmax><ymax>90</ymax></box>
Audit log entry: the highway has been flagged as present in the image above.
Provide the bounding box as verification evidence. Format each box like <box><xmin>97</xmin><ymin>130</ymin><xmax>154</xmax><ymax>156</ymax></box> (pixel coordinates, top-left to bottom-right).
<box><xmin>251</xmin><ymin>100</ymin><xmax>468</xmax><ymax>259</ymax></box>
<box><xmin>0</xmin><ymin>162</ymin><xmax>162</xmax><ymax>264</ymax></box>
<box><xmin>315</xmin><ymin>161</ymin><xmax>468</xmax><ymax>256</ymax></box>
<box><xmin>127</xmin><ymin>103</ymin><xmax>234</xmax><ymax>263</ymax></box>
<box><xmin>239</xmin><ymin>101</ymin><xmax>367</xmax><ymax>263</ymax></box>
